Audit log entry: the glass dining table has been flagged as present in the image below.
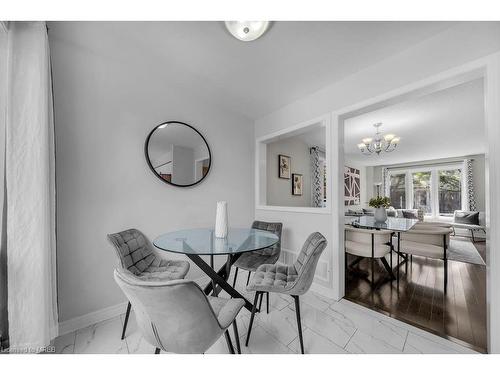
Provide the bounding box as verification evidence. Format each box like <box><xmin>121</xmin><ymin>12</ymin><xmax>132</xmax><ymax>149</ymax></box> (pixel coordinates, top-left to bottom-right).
<box><xmin>153</xmin><ymin>228</ymin><xmax>279</xmax><ymax>311</ymax></box>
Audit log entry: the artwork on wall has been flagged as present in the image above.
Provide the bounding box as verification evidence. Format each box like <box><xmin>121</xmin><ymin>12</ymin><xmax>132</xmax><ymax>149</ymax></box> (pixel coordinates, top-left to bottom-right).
<box><xmin>279</xmin><ymin>154</ymin><xmax>291</xmax><ymax>179</ymax></box>
<box><xmin>344</xmin><ymin>166</ymin><xmax>360</xmax><ymax>205</ymax></box>
<box><xmin>292</xmin><ymin>173</ymin><xmax>303</xmax><ymax>196</ymax></box>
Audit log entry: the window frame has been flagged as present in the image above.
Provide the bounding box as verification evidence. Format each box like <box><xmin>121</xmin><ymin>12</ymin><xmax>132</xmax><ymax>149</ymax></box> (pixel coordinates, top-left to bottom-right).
<box><xmin>386</xmin><ymin>163</ymin><xmax>466</xmax><ymax>219</ymax></box>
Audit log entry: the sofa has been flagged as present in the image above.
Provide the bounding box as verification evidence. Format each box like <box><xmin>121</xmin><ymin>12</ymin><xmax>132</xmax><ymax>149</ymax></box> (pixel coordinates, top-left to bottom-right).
<box><xmin>345</xmin><ymin>207</ymin><xmax>424</xmax><ymax>221</ymax></box>
<box><xmin>451</xmin><ymin>210</ymin><xmax>486</xmax><ymax>242</ymax></box>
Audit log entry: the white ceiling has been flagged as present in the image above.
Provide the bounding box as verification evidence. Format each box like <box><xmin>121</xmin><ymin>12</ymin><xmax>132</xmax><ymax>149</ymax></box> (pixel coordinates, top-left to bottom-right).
<box><xmin>48</xmin><ymin>21</ymin><xmax>456</xmax><ymax>120</ymax></box>
<box><xmin>344</xmin><ymin>78</ymin><xmax>486</xmax><ymax>166</ymax></box>
<box><xmin>295</xmin><ymin>125</ymin><xmax>326</xmax><ymax>149</ymax></box>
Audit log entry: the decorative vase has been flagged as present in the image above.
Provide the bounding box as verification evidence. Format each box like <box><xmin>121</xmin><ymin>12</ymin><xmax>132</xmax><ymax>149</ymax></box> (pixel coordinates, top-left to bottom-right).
<box><xmin>374</xmin><ymin>207</ymin><xmax>387</xmax><ymax>223</ymax></box>
<box><xmin>215</xmin><ymin>201</ymin><xmax>228</xmax><ymax>238</ymax></box>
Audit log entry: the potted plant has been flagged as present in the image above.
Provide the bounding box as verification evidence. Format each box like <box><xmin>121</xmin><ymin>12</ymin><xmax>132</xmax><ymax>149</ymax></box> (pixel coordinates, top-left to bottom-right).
<box><xmin>369</xmin><ymin>196</ymin><xmax>391</xmax><ymax>222</ymax></box>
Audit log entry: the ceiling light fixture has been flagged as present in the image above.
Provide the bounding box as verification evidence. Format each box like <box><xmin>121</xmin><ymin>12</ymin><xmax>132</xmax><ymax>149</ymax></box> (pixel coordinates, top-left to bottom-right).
<box><xmin>224</xmin><ymin>21</ymin><xmax>271</xmax><ymax>42</ymax></box>
<box><xmin>358</xmin><ymin>123</ymin><xmax>400</xmax><ymax>156</ymax></box>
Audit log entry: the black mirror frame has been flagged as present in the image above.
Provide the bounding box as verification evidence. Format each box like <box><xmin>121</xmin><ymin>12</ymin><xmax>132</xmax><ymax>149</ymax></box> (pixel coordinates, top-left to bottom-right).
<box><xmin>144</xmin><ymin>121</ymin><xmax>212</xmax><ymax>187</ymax></box>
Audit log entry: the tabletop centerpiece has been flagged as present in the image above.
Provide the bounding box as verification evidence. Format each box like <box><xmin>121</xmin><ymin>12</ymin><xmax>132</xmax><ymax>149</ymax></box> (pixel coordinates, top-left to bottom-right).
<box><xmin>369</xmin><ymin>196</ymin><xmax>391</xmax><ymax>223</ymax></box>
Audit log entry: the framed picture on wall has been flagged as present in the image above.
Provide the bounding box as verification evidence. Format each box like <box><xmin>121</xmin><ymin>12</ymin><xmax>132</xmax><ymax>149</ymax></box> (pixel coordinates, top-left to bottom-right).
<box><xmin>292</xmin><ymin>173</ymin><xmax>303</xmax><ymax>196</ymax></box>
<box><xmin>344</xmin><ymin>166</ymin><xmax>360</xmax><ymax>205</ymax></box>
<box><xmin>279</xmin><ymin>154</ymin><xmax>291</xmax><ymax>179</ymax></box>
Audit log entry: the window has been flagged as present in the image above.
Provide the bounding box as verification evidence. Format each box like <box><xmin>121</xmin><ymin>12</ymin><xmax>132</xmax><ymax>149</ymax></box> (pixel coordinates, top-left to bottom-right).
<box><xmin>389</xmin><ymin>173</ymin><xmax>406</xmax><ymax>209</ymax></box>
<box><xmin>387</xmin><ymin>164</ymin><xmax>464</xmax><ymax>218</ymax></box>
<box><xmin>439</xmin><ymin>169</ymin><xmax>462</xmax><ymax>215</ymax></box>
<box><xmin>412</xmin><ymin>171</ymin><xmax>432</xmax><ymax>214</ymax></box>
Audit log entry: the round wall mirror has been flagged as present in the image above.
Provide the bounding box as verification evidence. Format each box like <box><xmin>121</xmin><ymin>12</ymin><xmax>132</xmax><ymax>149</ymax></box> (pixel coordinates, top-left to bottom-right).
<box><xmin>145</xmin><ymin>121</ymin><xmax>211</xmax><ymax>187</ymax></box>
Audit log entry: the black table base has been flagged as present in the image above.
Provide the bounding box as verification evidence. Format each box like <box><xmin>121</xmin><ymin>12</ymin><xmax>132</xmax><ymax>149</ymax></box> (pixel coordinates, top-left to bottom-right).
<box><xmin>186</xmin><ymin>253</ymin><xmax>254</xmax><ymax>311</ymax></box>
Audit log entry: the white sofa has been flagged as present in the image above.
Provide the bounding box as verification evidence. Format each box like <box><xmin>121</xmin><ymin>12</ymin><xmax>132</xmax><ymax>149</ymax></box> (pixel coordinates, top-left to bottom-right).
<box><xmin>451</xmin><ymin>210</ymin><xmax>486</xmax><ymax>242</ymax></box>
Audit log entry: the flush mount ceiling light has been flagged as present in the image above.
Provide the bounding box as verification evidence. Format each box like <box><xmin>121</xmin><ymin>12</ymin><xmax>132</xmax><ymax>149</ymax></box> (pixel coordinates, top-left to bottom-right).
<box><xmin>224</xmin><ymin>21</ymin><xmax>271</xmax><ymax>41</ymax></box>
<box><xmin>357</xmin><ymin>123</ymin><xmax>400</xmax><ymax>156</ymax></box>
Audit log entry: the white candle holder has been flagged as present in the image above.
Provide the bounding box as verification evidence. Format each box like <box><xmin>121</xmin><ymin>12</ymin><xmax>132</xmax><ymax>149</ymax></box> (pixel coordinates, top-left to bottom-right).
<box><xmin>215</xmin><ymin>201</ymin><xmax>228</xmax><ymax>238</ymax></box>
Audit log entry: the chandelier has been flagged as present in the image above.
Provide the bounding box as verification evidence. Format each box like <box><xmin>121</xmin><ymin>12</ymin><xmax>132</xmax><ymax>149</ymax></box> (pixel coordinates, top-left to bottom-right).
<box><xmin>357</xmin><ymin>123</ymin><xmax>400</xmax><ymax>155</ymax></box>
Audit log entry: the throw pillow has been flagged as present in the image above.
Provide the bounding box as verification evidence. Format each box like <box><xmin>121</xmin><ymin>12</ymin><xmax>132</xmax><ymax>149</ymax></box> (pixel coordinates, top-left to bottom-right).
<box><xmin>454</xmin><ymin>211</ymin><xmax>480</xmax><ymax>225</ymax></box>
<box><xmin>402</xmin><ymin>210</ymin><xmax>418</xmax><ymax>219</ymax></box>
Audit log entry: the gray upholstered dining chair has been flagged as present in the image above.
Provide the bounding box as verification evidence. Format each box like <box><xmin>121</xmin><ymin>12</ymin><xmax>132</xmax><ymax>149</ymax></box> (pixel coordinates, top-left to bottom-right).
<box><xmin>245</xmin><ymin>232</ymin><xmax>327</xmax><ymax>354</ymax></box>
<box><xmin>114</xmin><ymin>268</ymin><xmax>244</xmax><ymax>354</ymax></box>
<box><xmin>108</xmin><ymin>228</ymin><xmax>190</xmax><ymax>340</ymax></box>
<box><xmin>232</xmin><ymin>220</ymin><xmax>283</xmax><ymax>314</ymax></box>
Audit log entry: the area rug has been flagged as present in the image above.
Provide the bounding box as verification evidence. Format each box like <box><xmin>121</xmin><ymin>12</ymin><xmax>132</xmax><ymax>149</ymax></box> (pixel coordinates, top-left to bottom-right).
<box><xmin>448</xmin><ymin>238</ymin><xmax>485</xmax><ymax>266</ymax></box>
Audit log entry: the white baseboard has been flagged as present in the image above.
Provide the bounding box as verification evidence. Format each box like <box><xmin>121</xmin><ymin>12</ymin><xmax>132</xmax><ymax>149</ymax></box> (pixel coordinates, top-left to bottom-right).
<box><xmin>58</xmin><ymin>301</ymin><xmax>128</xmax><ymax>336</ymax></box>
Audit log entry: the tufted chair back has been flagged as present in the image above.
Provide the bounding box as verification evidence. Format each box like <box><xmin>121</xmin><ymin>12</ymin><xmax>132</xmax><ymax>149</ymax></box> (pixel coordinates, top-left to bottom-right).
<box><xmin>108</xmin><ymin>228</ymin><xmax>161</xmax><ymax>275</ymax></box>
<box><xmin>252</xmin><ymin>221</ymin><xmax>283</xmax><ymax>259</ymax></box>
<box><xmin>114</xmin><ymin>268</ymin><xmax>223</xmax><ymax>353</ymax></box>
<box><xmin>290</xmin><ymin>232</ymin><xmax>327</xmax><ymax>295</ymax></box>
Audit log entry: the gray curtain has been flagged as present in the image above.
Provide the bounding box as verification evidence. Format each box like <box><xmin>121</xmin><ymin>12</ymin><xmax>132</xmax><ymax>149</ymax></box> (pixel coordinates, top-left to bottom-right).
<box><xmin>464</xmin><ymin>159</ymin><xmax>477</xmax><ymax>211</ymax></box>
<box><xmin>382</xmin><ymin>167</ymin><xmax>389</xmax><ymax>197</ymax></box>
<box><xmin>310</xmin><ymin>147</ymin><xmax>322</xmax><ymax>207</ymax></box>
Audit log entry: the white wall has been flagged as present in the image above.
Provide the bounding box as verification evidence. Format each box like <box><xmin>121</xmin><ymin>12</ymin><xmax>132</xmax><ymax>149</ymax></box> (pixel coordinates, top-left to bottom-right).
<box><xmin>49</xmin><ymin>24</ymin><xmax>255</xmax><ymax>322</ymax></box>
<box><xmin>255</xmin><ymin>22</ymin><xmax>500</xmax><ymax>295</ymax></box>
<box><xmin>266</xmin><ymin>137</ymin><xmax>311</xmax><ymax>207</ymax></box>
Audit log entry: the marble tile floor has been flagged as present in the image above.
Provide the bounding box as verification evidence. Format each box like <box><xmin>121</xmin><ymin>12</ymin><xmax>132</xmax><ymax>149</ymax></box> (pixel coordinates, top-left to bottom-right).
<box><xmin>53</xmin><ymin>275</ymin><xmax>480</xmax><ymax>355</ymax></box>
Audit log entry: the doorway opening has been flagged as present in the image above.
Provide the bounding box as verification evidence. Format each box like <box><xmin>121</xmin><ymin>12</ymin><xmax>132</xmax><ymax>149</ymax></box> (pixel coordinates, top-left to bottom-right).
<box><xmin>338</xmin><ymin>69</ymin><xmax>489</xmax><ymax>353</ymax></box>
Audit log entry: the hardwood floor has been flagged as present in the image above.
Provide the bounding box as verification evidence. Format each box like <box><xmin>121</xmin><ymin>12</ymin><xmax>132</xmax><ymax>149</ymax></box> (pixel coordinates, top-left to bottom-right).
<box><xmin>345</xmin><ymin>238</ymin><xmax>487</xmax><ymax>353</ymax></box>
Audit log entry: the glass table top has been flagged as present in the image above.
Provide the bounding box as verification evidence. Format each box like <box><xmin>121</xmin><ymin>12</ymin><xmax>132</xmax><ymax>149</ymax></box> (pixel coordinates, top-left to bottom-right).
<box><xmin>345</xmin><ymin>216</ymin><xmax>418</xmax><ymax>232</ymax></box>
<box><xmin>153</xmin><ymin>228</ymin><xmax>279</xmax><ymax>256</ymax></box>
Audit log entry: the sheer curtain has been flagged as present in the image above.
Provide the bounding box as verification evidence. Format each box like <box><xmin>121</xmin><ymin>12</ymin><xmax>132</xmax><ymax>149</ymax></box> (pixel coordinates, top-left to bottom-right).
<box><xmin>5</xmin><ymin>22</ymin><xmax>58</xmax><ymax>351</ymax></box>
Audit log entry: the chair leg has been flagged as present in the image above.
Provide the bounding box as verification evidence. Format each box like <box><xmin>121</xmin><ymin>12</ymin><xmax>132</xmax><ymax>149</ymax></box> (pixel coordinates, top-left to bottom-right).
<box><xmin>258</xmin><ymin>292</ymin><xmax>264</xmax><ymax>311</ymax></box>
<box><xmin>246</xmin><ymin>271</ymin><xmax>251</xmax><ymax>286</ymax></box>
<box><xmin>380</xmin><ymin>257</ymin><xmax>395</xmax><ymax>280</ymax></box>
<box><xmin>293</xmin><ymin>296</ymin><xmax>305</xmax><ymax>354</ymax></box>
<box><xmin>266</xmin><ymin>292</ymin><xmax>269</xmax><ymax>314</ymax></box>
<box><xmin>154</xmin><ymin>347</ymin><xmax>160</xmax><ymax>354</ymax></box>
<box><xmin>444</xmin><ymin>259</ymin><xmax>448</xmax><ymax>293</ymax></box>
<box><xmin>371</xmin><ymin>233</ymin><xmax>375</xmax><ymax>288</ymax></box>
<box><xmin>232</xmin><ymin>321</ymin><xmax>241</xmax><ymax>354</ymax></box>
<box><xmin>245</xmin><ymin>292</ymin><xmax>260</xmax><ymax>346</ymax></box>
<box><xmin>397</xmin><ymin>249</ymin><xmax>400</xmax><ymax>288</ymax></box>
<box><xmin>371</xmin><ymin>257</ymin><xmax>375</xmax><ymax>288</ymax></box>
<box><xmin>121</xmin><ymin>301</ymin><xmax>131</xmax><ymax>340</ymax></box>
<box><xmin>232</xmin><ymin>267</ymin><xmax>239</xmax><ymax>288</ymax></box>
<box><xmin>390</xmin><ymin>248</ymin><xmax>393</xmax><ymax>271</ymax></box>
<box><xmin>471</xmin><ymin>229</ymin><xmax>476</xmax><ymax>243</ymax></box>
<box><xmin>224</xmin><ymin>330</ymin><xmax>235</xmax><ymax>354</ymax></box>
